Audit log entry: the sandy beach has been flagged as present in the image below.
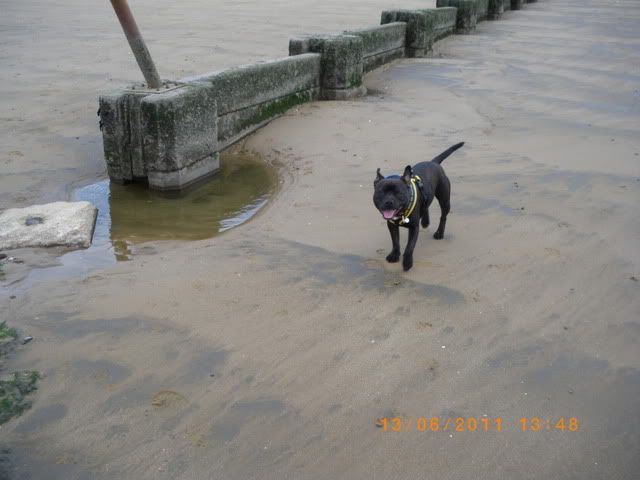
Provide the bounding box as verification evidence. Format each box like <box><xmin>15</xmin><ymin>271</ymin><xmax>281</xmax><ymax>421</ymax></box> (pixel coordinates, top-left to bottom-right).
<box><xmin>1</xmin><ymin>0</ymin><xmax>639</xmax><ymax>479</ymax></box>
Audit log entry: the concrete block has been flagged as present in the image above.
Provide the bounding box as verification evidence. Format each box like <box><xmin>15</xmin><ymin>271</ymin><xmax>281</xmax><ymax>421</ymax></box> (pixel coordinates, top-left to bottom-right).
<box><xmin>319</xmin><ymin>35</ymin><xmax>365</xmax><ymax>98</ymax></box>
<box><xmin>185</xmin><ymin>54</ymin><xmax>321</xmax><ymax>147</ymax></box>
<box><xmin>98</xmin><ymin>82</ymin><xmax>187</xmax><ymax>184</ymax></box>
<box><xmin>427</xmin><ymin>7</ymin><xmax>459</xmax><ymax>41</ymax></box>
<box><xmin>140</xmin><ymin>85</ymin><xmax>219</xmax><ymax>191</ymax></box>
<box><xmin>381</xmin><ymin>10</ymin><xmax>429</xmax><ymax>57</ymax></box>
<box><xmin>381</xmin><ymin>8</ymin><xmax>457</xmax><ymax>56</ymax></box>
<box><xmin>289</xmin><ymin>35</ymin><xmax>365</xmax><ymax>100</ymax></box>
<box><xmin>0</xmin><ymin>202</ymin><xmax>97</xmax><ymax>250</ymax></box>
<box><xmin>98</xmin><ymin>90</ymin><xmax>148</xmax><ymax>183</ymax></box>
<box><xmin>475</xmin><ymin>0</ymin><xmax>489</xmax><ymax>21</ymax></box>
<box><xmin>511</xmin><ymin>0</ymin><xmax>524</xmax><ymax>9</ymax></box>
<box><xmin>346</xmin><ymin>23</ymin><xmax>406</xmax><ymax>71</ymax></box>
<box><xmin>487</xmin><ymin>0</ymin><xmax>505</xmax><ymax>19</ymax></box>
<box><xmin>289</xmin><ymin>36</ymin><xmax>319</xmax><ymax>56</ymax></box>
<box><xmin>436</xmin><ymin>0</ymin><xmax>478</xmax><ymax>33</ymax></box>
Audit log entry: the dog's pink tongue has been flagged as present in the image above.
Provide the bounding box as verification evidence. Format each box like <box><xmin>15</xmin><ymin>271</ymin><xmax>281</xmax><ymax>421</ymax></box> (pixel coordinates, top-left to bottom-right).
<box><xmin>382</xmin><ymin>210</ymin><xmax>396</xmax><ymax>220</ymax></box>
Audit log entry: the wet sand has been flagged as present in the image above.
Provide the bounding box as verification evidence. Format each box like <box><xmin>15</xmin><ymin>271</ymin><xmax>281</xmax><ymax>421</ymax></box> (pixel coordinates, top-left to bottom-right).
<box><xmin>2</xmin><ymin>0</ymin><xmax>640</xmax><ymax>479</ymax></box>
<box><xmin>0</xmin><ymin>0</ymin><xmax>437</xmax><ymax>207</ymax></box>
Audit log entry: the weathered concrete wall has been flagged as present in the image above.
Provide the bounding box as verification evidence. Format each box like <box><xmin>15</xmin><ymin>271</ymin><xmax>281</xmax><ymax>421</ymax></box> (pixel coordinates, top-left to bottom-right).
<box><xmin>429</xmin><ymin>8</ymin><xmax>459</xmax><ymax>42</ymax></box>
<box><xmin>487</xmin><ymin>0</ymin><xmax>505</xmax><ymax>19</ymax></box>
<box><xmin>476</xmin><ymin>0</ymin><xmax>489</xmax><ymax>20</ymax></box>
<box><xmin>100</xmin><ymin>54</ymin><xmax>320</xmax><ymax>190</ymax></box>
<box><xmin>289</xmin><ymin>35</ymin><xmax>365</xmax><ymax>100</ymax></box>
<box><xmin>100</xmin><ymin>0</ymin><xmax>535</xmax><ymax>190</ymax></box>
<box><xmin>345</xmin><ymin>23</ymin><xmax>407</xmax><ymax>72</ymax></box>
<box><xmin>436</xmin><ymin>0</ymin><xmax>478</xmax><ymax>33</ymax></box>
<box><xmin>100</xmin><ymin>83</ymin><xmax>219</xmax><ymax>190</ymax></box>
<box><xmin>380</xmin><ymin>10</ymin><xmax>429</xmax><ymax>58</ymax></box>
<box><xmin>140</xmin><ymin>85</ymin><xmax>219</xmax><ymax>190</ymax></box>
<box><xmin>99</xmin><ymin>90</ymin><xmax>149</xmax><ymax>183</ymax></box>
<box><xmin>380</xmin><ymin>8</ymin><xmax>457</xmax><ymax>57</ymax></box>
<box><xmin>185</xmin><ymin>54</ymin><xmax>321</xmax><ymax>148</ymax></box>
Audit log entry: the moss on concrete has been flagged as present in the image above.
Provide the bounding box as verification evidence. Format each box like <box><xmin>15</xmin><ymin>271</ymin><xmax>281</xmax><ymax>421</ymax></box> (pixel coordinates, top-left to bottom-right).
<box><xmin>475</xmin><ymin>0</ymin><xmax>489</xmax><ymax>20</ymax></box>
<box><xmin>349</xmin><ymin>73</ymin><xmax>363</xmax><ymax>88</ymax></box>
<box><xmin>487</xmin><ymin>0</ymin><xmax>504</xmax><ymax>19</ymax></box>
<box><xmin>346</xmin><ymin>23</ymin><xmax>406</xmax><ymax>69</ymax></box>
<box><xmin>437</xmin><ymin>0</ymin><xmax>478</xmax><ymax>33</ymax></box>
<box><xmin>237</xmin><ymin>91</ymin><xmax>315</xmax><ymax>133</ymax></box>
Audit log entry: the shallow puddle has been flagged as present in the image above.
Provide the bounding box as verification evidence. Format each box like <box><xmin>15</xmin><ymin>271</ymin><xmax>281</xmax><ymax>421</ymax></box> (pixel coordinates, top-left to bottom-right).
<box><xmin>5</xmin><ymin>152</ymin><xmax>277</xmax><ymax>290</ymax></box>
<box><xmin>75</xmin><ymin>151</ymin><xmax>277</xmax><ymax>261</ymax></box>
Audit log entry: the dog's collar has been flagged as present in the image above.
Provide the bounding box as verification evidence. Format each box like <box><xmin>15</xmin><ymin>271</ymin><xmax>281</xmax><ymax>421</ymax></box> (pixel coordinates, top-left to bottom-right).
<box><xmin>387</xmin><ymin>175</ymin><xmax>422</xmax><ymax>225</ymax></box>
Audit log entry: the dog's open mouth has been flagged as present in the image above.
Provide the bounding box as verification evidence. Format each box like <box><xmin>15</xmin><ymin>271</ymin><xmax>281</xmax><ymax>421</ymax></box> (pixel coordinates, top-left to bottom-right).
<box><xmin>381</xmin><ymin>209</ymin><xmax>398</xmax><ymax>220</ymax></box>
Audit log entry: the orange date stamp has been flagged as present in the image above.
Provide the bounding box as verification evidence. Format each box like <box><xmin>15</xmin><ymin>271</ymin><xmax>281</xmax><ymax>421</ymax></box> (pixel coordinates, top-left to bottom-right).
<box><xmin>376</xmin><ymin>417</ymin><xmax>580</xmax><ymax>432</ymax></box>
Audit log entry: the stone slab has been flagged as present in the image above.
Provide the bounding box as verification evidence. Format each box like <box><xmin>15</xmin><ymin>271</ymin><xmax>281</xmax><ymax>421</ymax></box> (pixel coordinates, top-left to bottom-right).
<box><xmin>0</xmin><ymin>202</ymin><xmax>97</xmax><ymax>250</ymax></box>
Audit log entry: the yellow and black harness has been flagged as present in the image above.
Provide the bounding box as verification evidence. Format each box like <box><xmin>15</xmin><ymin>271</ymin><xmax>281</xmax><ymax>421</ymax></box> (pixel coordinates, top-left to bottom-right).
<box><xmin>386</xmin><ymin>174</ymin><xmax>427</xmax><ymax>226</ymax></box>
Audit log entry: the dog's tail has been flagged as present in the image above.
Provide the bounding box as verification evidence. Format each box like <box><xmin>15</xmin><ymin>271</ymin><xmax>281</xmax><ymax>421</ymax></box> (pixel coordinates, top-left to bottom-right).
<box><xmin>431</xmin><ymin>142</ymin><xmax>464</xmax><ymax>164</ymax></box>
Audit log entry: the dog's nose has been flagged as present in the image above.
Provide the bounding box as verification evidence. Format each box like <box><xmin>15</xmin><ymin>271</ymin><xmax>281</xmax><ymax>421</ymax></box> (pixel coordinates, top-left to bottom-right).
<box><xmin>383</xmin><ymin>201</ymin><xmax>394</xmax><ymax>209</ymax></box>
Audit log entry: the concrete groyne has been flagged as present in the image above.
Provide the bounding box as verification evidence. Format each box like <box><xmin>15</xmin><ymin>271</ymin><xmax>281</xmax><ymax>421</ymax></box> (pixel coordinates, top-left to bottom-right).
<box><xmin>99</xmin><ymin>0</ymin><xmax>541</xmax><ymax>191</ymax></box>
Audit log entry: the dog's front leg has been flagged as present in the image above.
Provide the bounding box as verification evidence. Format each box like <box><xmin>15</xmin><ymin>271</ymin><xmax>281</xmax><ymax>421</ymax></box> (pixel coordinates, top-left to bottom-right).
<box><xmin>386</xmin><ymin>222</ymin><xmax>400</xmax><ymax>263</ymax></box>
<box><xmin>403</xmin><ymin>223</ymin><xmax>419</xmax><ymax>271</ymax></box>
<box><xmin>421</xmin><ymin>208</ymin><xmax>430</xmax><ymax>229</ymax></box>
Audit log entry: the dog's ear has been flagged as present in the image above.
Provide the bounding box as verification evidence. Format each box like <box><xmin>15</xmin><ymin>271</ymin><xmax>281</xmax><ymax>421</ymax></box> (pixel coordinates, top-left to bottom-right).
<box><xmin>374</xmin><ymin>168</ymin><xmax>384</xmax><ymax>185</ymax></box>
<box><xmin>402</xmin><ymin>165</ymin><xmax>412</xmax><ymax>184</ymax></box>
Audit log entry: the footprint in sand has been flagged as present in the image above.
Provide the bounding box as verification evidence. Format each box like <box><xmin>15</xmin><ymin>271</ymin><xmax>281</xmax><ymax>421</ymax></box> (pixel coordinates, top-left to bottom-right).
<box><xmin>151</xmin><ymin>390</ymin><xmax>187</xmax><ymax>409</ymax></box>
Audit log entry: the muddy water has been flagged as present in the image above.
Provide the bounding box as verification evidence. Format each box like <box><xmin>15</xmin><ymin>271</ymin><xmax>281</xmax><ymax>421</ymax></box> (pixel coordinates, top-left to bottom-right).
<box><xmin>74</xmin><ymin>151</ymin><xmax>277</xmax><ymax>261</ymax></box>
<box><xmin>3</xmin><ymin>152</ymin><xmax>277</xmax><ymax>290</ymax></box>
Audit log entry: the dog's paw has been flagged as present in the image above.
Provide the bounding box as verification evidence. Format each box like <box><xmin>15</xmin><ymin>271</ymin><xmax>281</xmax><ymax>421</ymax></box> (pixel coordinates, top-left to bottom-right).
<box><xmin>386</xmin><ymin>251</ymin><xmax>400</xmax><ymax>263</ymax></box>
<box><xmin>433</xmin><ymin>231</ymin><xmax>444</xmax><ymax>240</ymax></box>
<box><xmin>402</xmin><ymin>255</ymin><xmax>413</xmax><ymax>271</ymax></box>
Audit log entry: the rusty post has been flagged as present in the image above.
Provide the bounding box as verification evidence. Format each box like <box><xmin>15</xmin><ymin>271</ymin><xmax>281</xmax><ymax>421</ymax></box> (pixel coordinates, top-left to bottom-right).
<box><xmin>109</xmin><ymin>0</ymin><xmax>162</xmax><ymax>89</ymax></box>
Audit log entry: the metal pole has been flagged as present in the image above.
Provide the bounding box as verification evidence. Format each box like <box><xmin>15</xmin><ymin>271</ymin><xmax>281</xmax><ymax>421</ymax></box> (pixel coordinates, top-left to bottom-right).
<box><xmin>109</xmin><ymin>0</ymin><xmax>162</xmax><ymax>89</ymax></box>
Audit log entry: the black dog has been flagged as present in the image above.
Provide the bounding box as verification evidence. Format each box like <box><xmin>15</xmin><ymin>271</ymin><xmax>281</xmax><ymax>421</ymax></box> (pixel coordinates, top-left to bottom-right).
<box><xmin>373</xmin><ymin>142</ymin><xmax>464</xmax><ymax>271</ymax></box>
